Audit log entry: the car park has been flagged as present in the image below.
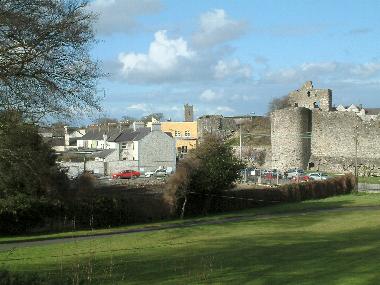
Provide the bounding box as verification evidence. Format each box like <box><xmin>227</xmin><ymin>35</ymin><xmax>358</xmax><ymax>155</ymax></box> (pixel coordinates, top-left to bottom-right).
<box><xmin>291</xmin><ymin>174</ymin><xmax>310</xmax><ymax>182</ymax></box>
<box><xmin>285</xmin><ymin>169</ymin><xmax>305</xmax><ymax>179</ymax></box>
<box><xmin>112</xmin><ymin>170</ymin><xmax>141</xmax><ymax>179</ymax></box>
<box><xmin>308</xmin><ymin>172</ymin><xmax>331</xmax><ymax>181</ymax></box>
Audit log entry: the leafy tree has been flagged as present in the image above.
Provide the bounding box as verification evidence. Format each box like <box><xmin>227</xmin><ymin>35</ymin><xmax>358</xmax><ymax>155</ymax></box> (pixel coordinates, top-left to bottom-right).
<box><xmin>165</xmin><ymin>135</ymin><xmax>244</xmax><ymax>218</ymax></box>
<box><xmin>267</xmin><ymin>95</ymin><xmax>290</xmax><ymax>114</ymax></box>
<box><xmin>141</xmin><ymin>113</ymin><xmax>164</xmax><ymax>123</ymax></box>
<box><xmin>94</xmin><ymin>117</ymin><xmax>118</xmax><ymax>125</ymax></box>
<box><xmin>0</xmin><ymin>0</ymin><xmax>100</xmax><ymax>121</ymax></box>
<box><xmin>0</xmin><ymin>111</ymin><xmax>68</xmax><ymax>197</ymax></box>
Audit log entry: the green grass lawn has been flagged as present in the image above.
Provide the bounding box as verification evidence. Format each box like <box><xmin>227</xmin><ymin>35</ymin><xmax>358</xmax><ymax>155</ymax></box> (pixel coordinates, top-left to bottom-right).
<box><xmin>359</xmin><ymin>176</ymin><xmax>380</xmax><ymax>184</ymax></box>
<box><xmin>1</xmin><ymin>193</ymin><xmax>380</xmax><ymax>284</ymax></box>
<box><xmin>1</xmin><ymin>192</ymin><xmax>380</xmax><ymax>244</ymax></box>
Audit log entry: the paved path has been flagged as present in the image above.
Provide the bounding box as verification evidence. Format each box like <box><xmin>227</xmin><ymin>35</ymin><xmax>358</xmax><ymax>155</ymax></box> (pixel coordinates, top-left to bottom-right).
<box><xmin>1</xmin><ymin>205</ymin><xmax>380</xmax><ymax>251</ymax></box>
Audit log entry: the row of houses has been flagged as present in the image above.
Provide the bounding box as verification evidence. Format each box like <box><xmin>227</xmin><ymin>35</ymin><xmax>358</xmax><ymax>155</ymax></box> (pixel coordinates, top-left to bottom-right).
<box><xmin>40</xmin><ymin>104</ymin><xmax>250</xmax><ymax>177</ymax></box>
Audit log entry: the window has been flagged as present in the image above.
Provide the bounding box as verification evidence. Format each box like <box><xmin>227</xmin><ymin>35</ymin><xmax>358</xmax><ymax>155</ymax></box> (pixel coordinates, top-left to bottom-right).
<box><xmin>121</xmin><ymin>143</ymin><xmax>127</xmax><ymax>149</ymax></box>
<box><xmin>181</xmin><ymin>146</ymin><xmax>188</xmax><ymax>153</ymax></box>
<box><xmin>184</xmin><ymin>130</ymin><xmax>190</xmax><ymax>137</ymax></box>
<box><xmin>175</xmin><ymin>130</ymin><xmax>181</xmax><ymax>137</ymax></box>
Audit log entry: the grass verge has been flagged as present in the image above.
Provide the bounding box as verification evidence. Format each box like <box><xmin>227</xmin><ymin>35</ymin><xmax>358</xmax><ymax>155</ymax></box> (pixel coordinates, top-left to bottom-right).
<box><xmin>1</xmin><ymin>193</ymin><xmax>380</xmax><ymax>284</ymax></box>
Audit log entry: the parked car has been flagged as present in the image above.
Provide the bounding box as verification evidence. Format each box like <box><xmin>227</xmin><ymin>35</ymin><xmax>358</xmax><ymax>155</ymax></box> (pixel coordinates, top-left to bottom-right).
<box><xmin>286</xmin><ymin>169</ymin><xmax>305</xmax><ymax>179</ymax></box>
<box><xmin>292</xmin><ymin>174</ymin><xmax>310</xmax><ymax>182</ymax></box>
<box><xmin>145</xmin><ymin>168</ymin><xmax>168</xmax><ymax>178</ymax></box>
<box><xmin>264</xmin><ymin>170</ymin><xmax>283</xmax><ymax>180</ymax></box>
<box><xmin>112</xmin><ymin>170</ymin><xmax>141</xmax><ymax>179</ymax></box>
<box><xmin>308</xmin><ymin>172</ymin><xmax>331</xmax><ymax>181</ymax></box>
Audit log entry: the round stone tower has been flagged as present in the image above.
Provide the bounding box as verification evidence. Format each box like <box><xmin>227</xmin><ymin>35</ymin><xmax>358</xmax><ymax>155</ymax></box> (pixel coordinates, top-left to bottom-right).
<box><xmin>271</xmin><ymin>107</ymin><xmax>312</xmax><ymax>171</ymax></box>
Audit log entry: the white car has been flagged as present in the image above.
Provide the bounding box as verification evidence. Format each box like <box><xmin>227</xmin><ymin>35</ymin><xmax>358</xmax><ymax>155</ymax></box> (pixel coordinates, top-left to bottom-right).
<box><xmin>308</xmin><ymin>172</ymin><xmax>331</xmax><ymax>181</ymax></box>
<box><xmin>145</xmin><ymin>169</ymin><xmax>168</xmax><ymax>178</ymax></box>
<box><xmin>286</xmin><ymin>169</ymin><xmax>305</xmax><ymax>179</ymax></box>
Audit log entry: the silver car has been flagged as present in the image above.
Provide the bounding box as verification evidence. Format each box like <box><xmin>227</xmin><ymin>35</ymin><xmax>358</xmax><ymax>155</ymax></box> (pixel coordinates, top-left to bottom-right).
<box><xmin>308</xmin><ymin>172</ymin><xmax>331</xmax><ymax>181</ymax></box>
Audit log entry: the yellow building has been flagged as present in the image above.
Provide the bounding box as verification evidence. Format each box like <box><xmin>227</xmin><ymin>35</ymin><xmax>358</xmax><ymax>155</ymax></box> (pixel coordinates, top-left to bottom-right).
<box><xmin>160</xmin><ymin>121</ymin><xmax>198</xmax><ymax>156</ymax></box>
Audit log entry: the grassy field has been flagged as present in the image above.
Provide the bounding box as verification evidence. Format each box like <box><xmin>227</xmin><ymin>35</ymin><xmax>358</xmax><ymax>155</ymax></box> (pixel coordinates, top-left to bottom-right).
<box><xmin>1</xmin><ymin>193</ymin><xmax>380</xmax><ymax>284</ymax></box>
<box><xmin>359</xmin><ymin>176</ymin><xmax>380</xmax><ymax>184</ymax></box>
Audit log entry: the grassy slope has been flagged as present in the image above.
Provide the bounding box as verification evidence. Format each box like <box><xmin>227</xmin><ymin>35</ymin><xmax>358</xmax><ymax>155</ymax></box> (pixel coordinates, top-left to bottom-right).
<box><xmin>1</xmin><ymin>192</ymin><xmax>380</xmax><ymax>244</ymax></box>
<box><xmin>1</xmin><ymin>193</ymin><xmax>380</xmax><ymax>284</ymax></box>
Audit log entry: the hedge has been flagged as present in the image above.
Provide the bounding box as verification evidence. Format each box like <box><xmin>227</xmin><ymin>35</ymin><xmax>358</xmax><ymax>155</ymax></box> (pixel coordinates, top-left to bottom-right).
<box><xmin>181</xmin><ymin>174</ymin><xmax>357</xmax><ymax>216</ymax></box>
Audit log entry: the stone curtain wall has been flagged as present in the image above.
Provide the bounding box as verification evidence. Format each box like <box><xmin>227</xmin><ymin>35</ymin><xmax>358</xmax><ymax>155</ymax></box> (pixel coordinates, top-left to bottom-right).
<box><xmin>271</xmin><ymin>107</ymin><xmax>312</xmax><ymax>171</ymax></box>
<box><xmin>310</xmin><ymin>111</ymin><xmax>380</xmax><ymax>173</ymax></box>
<box><xmin>288</xmin><ymin>81</ymin><xmax>332</xmax><ymax>111</ymax></box>
<box><xmin>197</xmin><ymin>115</ymin><xmax>237</xmax><ymax>140</ymax></box>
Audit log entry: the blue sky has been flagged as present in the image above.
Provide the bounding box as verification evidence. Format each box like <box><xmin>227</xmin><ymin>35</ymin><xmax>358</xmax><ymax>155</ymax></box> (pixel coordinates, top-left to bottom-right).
<box><xmin>88</xmin><ymin>0</ymin><xmax>380</xmax><ymax>121</ymax></box>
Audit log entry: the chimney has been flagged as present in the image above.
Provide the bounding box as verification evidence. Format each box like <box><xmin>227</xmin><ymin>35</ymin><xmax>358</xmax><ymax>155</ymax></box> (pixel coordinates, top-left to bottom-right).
<box><xmin>64</xmin><ymin>126</ymin><xmax>69</xmax><ymax>147</ymax></box>
<box><xmin>132</xmin><ymin>121</ymin><xmax>145</xmax><ymax>131</ymax></box>
<box><xmin>151</xmin><ymin>122</ymin><xmax>161</xmax><ymax>132</ymax></box>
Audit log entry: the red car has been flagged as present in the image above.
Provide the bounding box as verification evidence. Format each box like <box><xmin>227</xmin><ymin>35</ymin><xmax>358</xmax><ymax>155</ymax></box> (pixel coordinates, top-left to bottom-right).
<box><xmin>292</xmin><ymin>175</ymin><xmax>310</xmax><ymax>182</ymax></box>
<box><xmin>112</xmin><ymin>170</ymin><xmax>141</xmax><ymax>179</ymax></box>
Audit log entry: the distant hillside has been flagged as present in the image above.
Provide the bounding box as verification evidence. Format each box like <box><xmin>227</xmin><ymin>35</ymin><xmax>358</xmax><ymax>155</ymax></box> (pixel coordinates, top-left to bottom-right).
<box><xmin>229</xmin><ymin>116</ymin><xmax>271</xmax><ymax>147</ymax></box>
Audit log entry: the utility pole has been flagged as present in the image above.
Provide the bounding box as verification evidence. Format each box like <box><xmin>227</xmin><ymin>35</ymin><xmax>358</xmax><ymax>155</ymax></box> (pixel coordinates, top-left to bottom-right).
<box><xmin>239</xmin><ymin>124</ymin><xmax>242</xmax><ymax>161</ymax></box>
<box><xmin>354</xmin><ymin>125</ymin><xmax>359</xmax><ymax>192</ymax></box>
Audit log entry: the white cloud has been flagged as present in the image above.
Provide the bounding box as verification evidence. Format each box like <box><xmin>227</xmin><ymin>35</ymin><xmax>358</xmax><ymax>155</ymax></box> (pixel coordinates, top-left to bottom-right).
<box><xmin>89</xmin><ymin>0</ymin><xmax>162</xmax><ymax>35</ymax></box>
<box><xmin>199</xmin><ymin>89</ymin><xmax>222</xmax><ymax>101</ymax></box>
<box><xmin>216</xmin><ymin>106</ymin><xmax>235</xmax><ymax>113</ymax></box>
<box><xmin>350</xmin><ymin>62</ymin><xmax>380</xmax><ymax>77</ymax></box>
<box><xmin>117</xmin><ymin>30</ymin><xmax>252</xmax><ymax>84</ymax></box>
<box><xmin>127</xmin><ymin>103</ymin><xmax>149</xmax><ymax>112</ymax></box>
<box><xmin>262</xmin><ymin>61</ymin><xmax>380</xmax><ymax>84</ymax></box>
<box><xmin>192</xmin><ymin>9</ymin><xmax>247</xmax><ymax>47</ymax></box>
<box><xmin>214</xmin><ymin>59</ymin><xmax>252</xmax><ymax>79</ymax></box>
<box><xmin>118</xmin><ymin>30</ymin><xmax>196</xmax><ymax>83</ymax></box>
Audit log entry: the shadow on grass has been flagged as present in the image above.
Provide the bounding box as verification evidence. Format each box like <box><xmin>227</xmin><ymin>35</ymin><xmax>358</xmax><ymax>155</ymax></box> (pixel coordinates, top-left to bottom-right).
<box><xmin>3</xmin><ymin>203</ymin><xmax>380</xmax><ymax>284</ymax></box>
<box><xmin>0</xmin><ymin>197</ymin><xmax>361</xmax><ymax>247</ymax></box>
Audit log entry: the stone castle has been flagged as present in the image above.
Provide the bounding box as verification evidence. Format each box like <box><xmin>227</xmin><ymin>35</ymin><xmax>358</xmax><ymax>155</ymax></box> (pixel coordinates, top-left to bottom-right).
<box><xmin>271</xmin><ymin>81</ymin><xmax>380</xmax><ymax>175</ymax></box>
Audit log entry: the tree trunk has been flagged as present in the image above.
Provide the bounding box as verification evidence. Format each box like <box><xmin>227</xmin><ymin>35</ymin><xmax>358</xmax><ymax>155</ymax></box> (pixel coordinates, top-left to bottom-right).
<box><xmin>180</xmin><ymin>195</ymin><xmax>188</xmax><ymax>219</ymax></box>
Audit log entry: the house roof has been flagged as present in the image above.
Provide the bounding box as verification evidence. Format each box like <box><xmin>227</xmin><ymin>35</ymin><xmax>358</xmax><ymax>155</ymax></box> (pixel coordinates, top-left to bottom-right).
<box><xmin>80</xmin><ymin>129</ymin><xmax>122</xmax><ymax>141</ymax></box>
<box><xmin>89</xmin><ymin>149</ymin><xmax>115</xmax><ymax>159</ymax></box>
<box><xmin>114</xmin><ymin>128</ymin><xmax>151</xmax><ymax>142</ymax></box>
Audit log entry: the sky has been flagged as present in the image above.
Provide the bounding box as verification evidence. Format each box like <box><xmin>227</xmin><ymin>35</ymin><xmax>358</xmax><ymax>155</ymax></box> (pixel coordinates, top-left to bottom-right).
<box><xmin>88</xmin><ymin>0</ymin><xmax>380</xmax><ymax>121</ymax></box>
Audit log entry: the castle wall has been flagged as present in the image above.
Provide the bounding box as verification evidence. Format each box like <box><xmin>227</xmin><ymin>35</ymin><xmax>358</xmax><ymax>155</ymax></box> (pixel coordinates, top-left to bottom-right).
<box><xmin>271</xmin><ymin>108</ymin><xmax>312</xmax><ymax>171</ymax></box>
<box><xmin>288</xmin><ymin>81</ymin><xmax>332</xmax><ymax>111</ymax></box>
<box><xmin>197</xmin><ymin>115</ymin><xmax>237</xmax><ymax>140</ymax></box>
<box><xmin>310</xmin><ymin>111</ymin><xmax>380</xmax><ymax>174</ymax></box>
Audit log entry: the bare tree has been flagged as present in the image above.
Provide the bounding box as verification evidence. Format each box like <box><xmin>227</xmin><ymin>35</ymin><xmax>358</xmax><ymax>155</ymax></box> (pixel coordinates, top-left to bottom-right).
<box><xmin>267</xmin><ymin>95</ymin><xmax>290</xmax><ymax>114</ymax></box>
<box><xmin>0</xmin><ymin>0</ymin><xmax>101</xmax><ymax>121</ymax></box>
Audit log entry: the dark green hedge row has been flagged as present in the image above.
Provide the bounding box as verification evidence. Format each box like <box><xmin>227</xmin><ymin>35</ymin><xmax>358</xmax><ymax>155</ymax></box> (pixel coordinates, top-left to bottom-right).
<box><xmin>0</xmin><ymin>194</ymin><xmax>170</xmax><ymax>235</ymax></box>
<box><xmin>182</xmin><ymin>174</ymin><xmax>356</xmax><ymax>216</ymax></box>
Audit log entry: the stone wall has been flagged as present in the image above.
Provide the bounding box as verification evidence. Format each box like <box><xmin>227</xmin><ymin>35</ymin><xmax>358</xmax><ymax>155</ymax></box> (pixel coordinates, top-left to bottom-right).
<box><xmin>106</xmin><ymin>161</ymin><xmax>139</xmax><ymax>174</ymax></box>
<box><xmin>288</xmin><ymin>81</ymin><xmax>332</xmax><ymax>111</ymax></box>
<box><xmin>310</xmin><ymin>110</ymin><xmax>380</xmax><ymax>174</ymax></box>
<box><xmin>138</xmin><ymin>131</ymin><xmax>176</xmax><ymax>172</ymax></box>
<box><xmin>197</xmin><ymin>115</ymin><xmax>237</xmax><ymax>140</ymax></box>
<box><xmin>271</xmin><ymin>107</ymin><xmax>312</xmax><ymax>171</ymax></box>
<box><xmin>60</xmin><ymin>161</ymin><xmax>105</xmax><ymax>177</ymax></box>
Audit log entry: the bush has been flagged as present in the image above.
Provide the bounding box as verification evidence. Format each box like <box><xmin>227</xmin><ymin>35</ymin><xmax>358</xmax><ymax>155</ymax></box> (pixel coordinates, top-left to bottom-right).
<box><xmin>165</xmin><ymin>135</ymin><xmax>244</xmax><ymax>217</ymax></box>
<box><xmin>0</xmin><ymin>195</ymin><xmax>61</xmax><ymax>235</ymax></box>
<box><xmin>181</xmin><ymin>174</ymin><xmax>356</xmax><ymax>215</ymax></box>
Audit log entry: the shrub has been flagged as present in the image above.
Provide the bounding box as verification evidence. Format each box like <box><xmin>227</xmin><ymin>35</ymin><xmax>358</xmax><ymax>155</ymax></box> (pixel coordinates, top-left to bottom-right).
<box><xmin>0</xmin><ymin>195</ymin><xmax>61</xmax><ymax>235</ymax></box>
<box><xmin>165</xmin><ymin>134</ymin><xmax>244</xmax><ymax>217</ymax></box>
<box><xmin>182</xmin><ymin>174</ymin><xmax>356</xmax><ymax>215</ymax></box>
